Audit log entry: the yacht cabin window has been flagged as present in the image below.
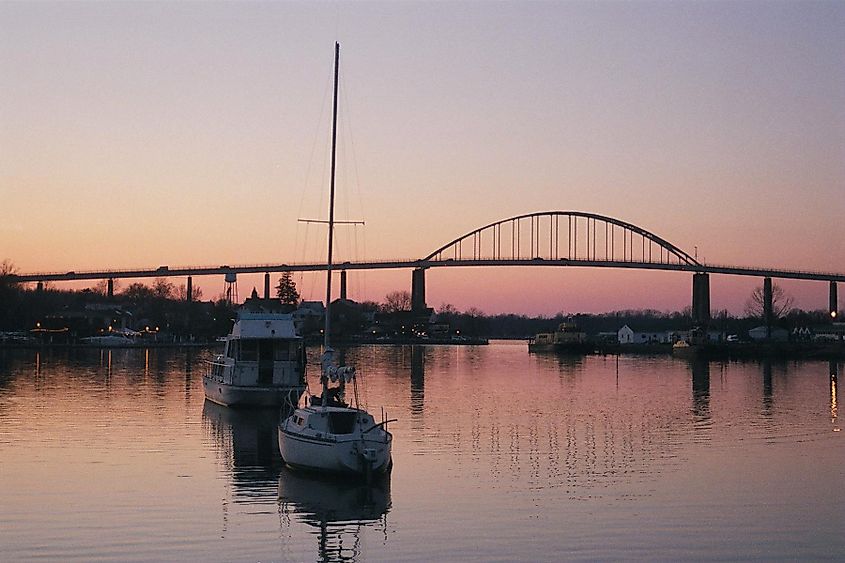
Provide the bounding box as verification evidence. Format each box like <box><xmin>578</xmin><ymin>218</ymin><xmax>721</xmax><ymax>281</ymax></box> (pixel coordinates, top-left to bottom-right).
<box><xmin>240</xmin><ymin>340</ymin><xmax>258</xmax><ymax>361</ymax></box>
<box><xmin>274</xmin><ymin>344</ymin><xmax>290</xmax><ymax>361</ymax></box>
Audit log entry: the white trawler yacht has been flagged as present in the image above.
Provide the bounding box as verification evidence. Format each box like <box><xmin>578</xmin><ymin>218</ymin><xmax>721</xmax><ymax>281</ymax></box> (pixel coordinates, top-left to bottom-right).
<box><xmin>278</xmin><ymin>43</ymin><xmax>393</xmax><ymax>478</ymax></box>
<box><xmin>203</xmin><ymin>290</ymin><xmax>306</xmax><ymax>407</ymax></box>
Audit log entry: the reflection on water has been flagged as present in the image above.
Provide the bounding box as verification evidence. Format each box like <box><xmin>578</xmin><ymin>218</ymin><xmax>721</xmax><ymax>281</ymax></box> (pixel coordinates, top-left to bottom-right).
<box><xmin>410</xmin><ymin>345</ymin><xmax>424</xmax><ymax>417</ymax></box>
<box><xmin>203</xmin><ymin>380</ymin><xmax>392</xmax><ymax>562</ymax></box>
<box><xmin>278</xmin><ymin>470</ymin><xmax>391</xmax><ymax>562</ymax></box>
<box><xmin>762</xmin><ymin>359</ymin><xmax>774</xmax><ymax>416</ymax></box>
<box><xmin>832</xmin><ymin>361</ymin><xmax>840</xmax><ymax>432</ymax></box>
<box><xmin>202</xmin><ymin>401</ymin><xmax>284</xmax><ymax>502</ymax></box>
<box><xmin>0</xmin><ymin>346</ymin><xmax>842</xmax><ymax>561</ymax></box>
<box><xmin>689</xmin><ymin>357</ymin><xmax>710</xmax><ymax>422</ymax></box>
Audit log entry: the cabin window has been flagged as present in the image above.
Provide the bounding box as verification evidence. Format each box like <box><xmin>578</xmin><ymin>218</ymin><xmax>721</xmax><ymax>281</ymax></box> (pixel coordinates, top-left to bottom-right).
<box><xmin>328</xmin><ymin>412</ymin><xmax>357</xmax><ymax>434</ymax></box>
<box><xmin>240</xmin><ymin>340</ymin><xmax>258</xmax><ymax>361</ymax></box>
<box><xmin>274</xmin><ymin>344</ymin><xmax>290</xmax><ymax>361</ymax></box>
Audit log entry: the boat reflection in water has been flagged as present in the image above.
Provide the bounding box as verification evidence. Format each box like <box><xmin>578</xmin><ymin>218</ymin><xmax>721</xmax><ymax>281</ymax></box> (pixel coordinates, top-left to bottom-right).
<box><xmin>278</xmin><ymin>469</ymin><xmax>391</xmax><ymax>562</ymax></box>
<box><xmin>202</xmin><ymin>401</ymin><xmax>285</xmax><ymax>501</ymax></box>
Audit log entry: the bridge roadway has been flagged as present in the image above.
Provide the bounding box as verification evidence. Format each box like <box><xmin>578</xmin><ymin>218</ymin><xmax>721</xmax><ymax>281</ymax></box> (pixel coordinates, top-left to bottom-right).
<box><xmin>8</xmin><ymin>210</ymin><xmax>840</xmax><ymax>321</ymax></box>
<box><xmin>10</xmin><ymin>258</ymin><xmax>845</xmax><ymax>283</ymax></box>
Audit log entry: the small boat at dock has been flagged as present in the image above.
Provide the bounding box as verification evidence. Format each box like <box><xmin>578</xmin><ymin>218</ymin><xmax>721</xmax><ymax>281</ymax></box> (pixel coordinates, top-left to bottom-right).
<box><xmin>671</xmin><ymin>339</ymin><xmax>698</xmax><ymax>358</ymax></box>
<box><xmin>528</xmin><ymin>322</ymin><xmax>593</xmax><ymax>354</ymax></box>
<box><xmin>79</xmin><ymin>328</ymin><xmax>139</xmax><ymax>347</ymax></box>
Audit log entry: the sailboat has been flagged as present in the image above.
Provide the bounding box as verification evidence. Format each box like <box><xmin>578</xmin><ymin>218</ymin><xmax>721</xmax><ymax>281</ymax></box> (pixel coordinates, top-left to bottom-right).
<box><xmin>278</xmin><ymin>43</ymin><xmax>393</xmax><ymax>478</ymax></box>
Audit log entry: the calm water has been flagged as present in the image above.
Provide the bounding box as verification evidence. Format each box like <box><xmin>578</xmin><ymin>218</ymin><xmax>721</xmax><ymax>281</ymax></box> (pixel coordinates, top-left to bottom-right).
<box><xmin>0</xmin><ymin>343</ymin><xmax>842</xmax><ymax>561</ymax></box>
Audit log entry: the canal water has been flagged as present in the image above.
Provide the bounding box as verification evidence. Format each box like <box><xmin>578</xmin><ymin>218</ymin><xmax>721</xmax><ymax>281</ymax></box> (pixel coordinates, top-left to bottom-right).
<box><xmin>0</xmin><ymin>343</ymin><xmax>842</xmax><ymax>561</ymax></box>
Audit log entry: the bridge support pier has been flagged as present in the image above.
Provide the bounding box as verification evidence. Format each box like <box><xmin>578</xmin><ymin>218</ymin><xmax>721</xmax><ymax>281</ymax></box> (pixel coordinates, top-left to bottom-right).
<box><xmin>831</xmin><ymin>281</ymin><xmax>838</xmax><ymax>319</ymax></box>
<box><xmin>412</xmin><ymin>268</ymin><xmax>427</xmax><ymax>313</ymax></box>
<box><xmin>763</xmin><ymin>277</ymin><xmax>774</xmax><ymax>338</ymax></box>
<box><xmin>107</xmin><ymin>278</ymin><xmax>114</xmax><ymax>299</ymax></box>
<box><xmin>264</xmin><ymin>273</ymin><xmax>270</xmax><ymax>300</ymax></box>
<box><xmin>36</xmin><ymin>281</ymin><xmax>43</xmax><ymax>292</ymax></box>
<box><xmin>187</xmin><ymin>276</ymin><xmax>193</xmax><ymax>303</ymax></box>
<box><xmin>691</xmin><ymin>273</ymin><xmax>710</xmax><ymax>327</ymax></box>
<box><xmin>340</xmin><ymin>270</ymin><xmax>347</xmax><ymax>300</ymax></box>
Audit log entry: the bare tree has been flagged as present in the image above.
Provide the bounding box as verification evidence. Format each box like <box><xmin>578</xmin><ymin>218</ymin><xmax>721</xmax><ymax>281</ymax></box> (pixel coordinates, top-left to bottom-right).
<box><xmin>0</xmin><ymin>260</ymin><xmax>21</xmax><ymax>329</ymax></box>
<box><xmin>93</xmin><ymin>279</ymin><xmax>120</xmax><ymax>296</ymax></box>
<box><xmin>383</xmin><ymin>290</ymin><xmax>411</xmax><ymax>313</ymax></box>
<box><xmin>177</xmin><ymin>284</ymin><xmax>203</xmax><ymax>301</ymax></box>
<box><xmin>152</xmin><ymin>278</ymin><xmax>175</xmax><ymax>300</ymax></box>
<box><xmin>122</xmin><ymin>282</ymin><xmax>155</xmax><ymax>302</ymax></box>
<box><xmin>1</xmin><ymin>259</ymin><xmax>20</xmax><ymax>293</ymax></box>
<box><xmin>437</xmin><ymin>303</ymin><xmax>459</xmax><ymax>315</ymax></box>
<box><xmin>744</xmin><ymin>283</ymin><xmax>794</xmax><ymax>319</ymax></box>
<box><xmin>0</xmin><ymin>259</ymin><xmax>17</xmax><ymax>277</ymax></box>
<box><xmin>465</xmin><ymin>307</ymin><xmax>484</xmax><ymax>318</ymax></box>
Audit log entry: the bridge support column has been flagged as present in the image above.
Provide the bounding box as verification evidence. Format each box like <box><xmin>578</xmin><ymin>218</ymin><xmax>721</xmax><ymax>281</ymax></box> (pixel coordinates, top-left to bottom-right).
<box><xmin>187</xmin><ymin>276</ymin><xmax>193</xmax><ymax>303</ymax></box>
<box><xmin>36</xmin><ymin>281</ymin><xmax>43</xmax><ymax>292</ymax></box>
<box><xmin>411</xmin><ymin>268</ymin><xmax>427</xmax><ymax>313</ymax></box>
<box><xmin>763</xmin><ymin>277</ymin><xmax>773</xmax><ymax>338</ymax></box>
<box><xmin>830</xmin><ymin>281</ymin><xmax>838</xmax><ymax>319</ymax></box>
<box><xmin>340</xmin><ymin>270</ymin><xmax>347</xmax><ymax>300</ymax></box>
<box><xmin>107</xmin><ymin>278</ymin><xmax>114</xmax><ymax>299</ymax></box>
<box><xmin>264</xmin><ymin>273</ymin><xmax>270</xmax><ymax>300</ymax></box>
<box><xmin>692</xmin><ymin>273</ymin><xmax>710</xmax><ymax>327</ymax></box>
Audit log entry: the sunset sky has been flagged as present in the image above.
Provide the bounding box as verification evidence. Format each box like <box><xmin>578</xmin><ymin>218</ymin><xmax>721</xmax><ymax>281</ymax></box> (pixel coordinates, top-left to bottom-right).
<box><xmin>1</xmin><ymin>1</ymin><xmax>843</xmax><ymax>315</ymax></box>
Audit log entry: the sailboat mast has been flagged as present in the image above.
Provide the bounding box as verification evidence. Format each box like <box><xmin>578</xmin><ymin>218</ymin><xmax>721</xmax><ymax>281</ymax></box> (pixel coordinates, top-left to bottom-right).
<box><xmin>324</xmin><ymin>42</ymin><xmax>340</xmax><ymax>350</ymax></box>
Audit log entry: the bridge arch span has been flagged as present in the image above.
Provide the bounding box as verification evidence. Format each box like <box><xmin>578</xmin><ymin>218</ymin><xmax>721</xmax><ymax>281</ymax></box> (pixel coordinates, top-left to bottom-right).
<box><xmin>421</xmin><ymin>211</ymin><xmax>700</xmax><ymax>268</ymax></box>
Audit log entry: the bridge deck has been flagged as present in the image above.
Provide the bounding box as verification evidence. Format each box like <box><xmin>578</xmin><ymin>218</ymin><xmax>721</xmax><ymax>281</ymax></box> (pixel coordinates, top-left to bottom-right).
<box><xmin>9</xmin><ymin>259</ymin><xmax>845</xmax><ymax>283</ymax></box>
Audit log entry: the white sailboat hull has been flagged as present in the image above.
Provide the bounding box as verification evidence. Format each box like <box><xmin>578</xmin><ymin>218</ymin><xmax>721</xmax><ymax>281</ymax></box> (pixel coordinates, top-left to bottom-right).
<box><xmin>278</xmin><ymin>408</ymin><xmax>392</xmax><ymax>476</ymax></box>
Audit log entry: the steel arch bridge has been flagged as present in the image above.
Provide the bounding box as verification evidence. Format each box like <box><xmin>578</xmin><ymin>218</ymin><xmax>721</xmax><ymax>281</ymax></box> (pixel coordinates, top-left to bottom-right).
<box><xmin>8</xmin><ymin>210</ymin><xmax>844</xmax><ymax>287</ymax></box>
<box><xmin>421</xmin><ymin>211</ymin><xmax>701</xmax><ymax>269</ymax></box>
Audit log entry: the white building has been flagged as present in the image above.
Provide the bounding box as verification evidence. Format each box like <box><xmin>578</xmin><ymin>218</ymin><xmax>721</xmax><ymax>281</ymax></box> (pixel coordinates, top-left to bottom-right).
<box><xmin>813</xmin><ymin>323</ymin><xmax>845</xmax><ymax>342</ymax></box>
<box><xmin>617</xmin><ymin>325</ymin><xmax>671</xmax><ymax>344</ymax></box>
<box><xmin>748</xmin><ymin>326</ymin><xmax>789</xmax><ymax>342</ymax></box>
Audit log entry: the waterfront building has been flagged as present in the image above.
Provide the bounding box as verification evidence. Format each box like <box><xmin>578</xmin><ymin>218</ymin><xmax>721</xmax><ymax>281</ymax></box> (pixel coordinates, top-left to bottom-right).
<box><xmin>617</xmin><ymin>325</ymin><xmax>671</xmax><ymax>345</ymax></box>
<box><xmin>748</xmin><ymin>326</ymin><xmax>789</xmax><ymax>342</ymax></box>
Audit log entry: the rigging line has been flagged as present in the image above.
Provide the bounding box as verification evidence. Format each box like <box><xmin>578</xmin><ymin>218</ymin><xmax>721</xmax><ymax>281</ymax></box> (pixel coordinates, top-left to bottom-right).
<box><xmin>294</xmin><ymin>66</ymin><xmax>334</xmax><ymax>267</ymax></box>
<box><xmin>339</xmin><ymin>63</ymin><xmax>368</xmax><ymax>238</ymax></box>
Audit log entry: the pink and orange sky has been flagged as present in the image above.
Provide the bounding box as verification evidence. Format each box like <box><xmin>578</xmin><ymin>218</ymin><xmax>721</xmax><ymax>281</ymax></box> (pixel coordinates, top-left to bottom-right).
<box><xmin>1</xmin><ymin>1</ymin><xmax>843</xmax><ymax>315</ymax></box>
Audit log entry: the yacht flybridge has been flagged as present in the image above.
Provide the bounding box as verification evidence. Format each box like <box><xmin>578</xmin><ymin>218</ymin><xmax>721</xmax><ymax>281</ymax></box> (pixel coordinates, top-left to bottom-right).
<box><xmin>278</xmin><ymin>43</ymin><xmax>393</xmax><ymax>478</ymax></box>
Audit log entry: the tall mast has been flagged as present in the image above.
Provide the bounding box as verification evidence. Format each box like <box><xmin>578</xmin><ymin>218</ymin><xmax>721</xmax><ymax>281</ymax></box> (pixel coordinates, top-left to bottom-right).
<box><xmin>324</xmin><ymin>42</ymin><xmax>340</xmax><ymax>350</ymax></box>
